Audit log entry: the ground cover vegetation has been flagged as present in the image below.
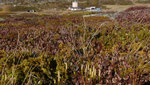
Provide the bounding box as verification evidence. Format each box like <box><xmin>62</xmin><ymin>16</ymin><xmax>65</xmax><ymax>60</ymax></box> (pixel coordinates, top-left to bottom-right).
<box><xmin>136</xmin><ymin>0</ymin><xmax>150</xmax><ymax>3</ymax></box>
<box><xmin>0</xmin><ymin>6</ymin><xmax>150</xmax><ymax>85</ymax></box>
<box><xmin>9</xmin><ymin>6</ymin><xmax>40</xmax><ymax>12</ymax></box>
<box><xmin>116</xmin><ymin>6</ymin><xmax>150</xmax><ymax>25</ymax></box>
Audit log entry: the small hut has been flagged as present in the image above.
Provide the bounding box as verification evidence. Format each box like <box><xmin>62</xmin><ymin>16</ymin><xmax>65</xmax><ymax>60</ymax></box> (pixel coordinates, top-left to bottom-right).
<box><xmin>68</xmin><ymin>1</ymin><xmax>81</xmax><ymax>11</ymax></box>
<box><xmin>72</xmin><ymin>1</ymin><xmax>78</xmax><ymax>8</ymax></box>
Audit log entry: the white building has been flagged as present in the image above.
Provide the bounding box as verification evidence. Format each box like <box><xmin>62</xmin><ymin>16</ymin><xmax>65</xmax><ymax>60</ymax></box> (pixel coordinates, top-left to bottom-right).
<box><xmin>68</xmin><ymin>1</ymin><xmax>81</xmax><ymax>11</ymax></box>
<box><xmin>72</xmin><ymin>1</ymin><xmax>78</xmax><ymax>8</ymax></box>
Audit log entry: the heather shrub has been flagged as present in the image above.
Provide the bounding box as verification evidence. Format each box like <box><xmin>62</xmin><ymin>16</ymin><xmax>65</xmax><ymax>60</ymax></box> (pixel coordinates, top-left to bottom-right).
<box><xmin>116</xmin><ymin>6</ymin><xmax>150</xmax><ymax>25</ymax></box>
<box><xmin>0</xmin><ymin>14</ymin><xmax>149</xmax><ymax>84</ymax></box>
<box><xmin>125</xmin><ymin>6</ymin><xmax>150</xmax><ymax>12</ymax></box>
<box><xmin>100</xmin><ymin>0</ymin><xmax>133</xmax><ymax>5</ymax></box>
<box><xmin>9</xmin><ymin>6</ymin><xmax>40</xmax><ymax>12</ymax></box>
<box><xmin>0</xmin><ymin>8</ymin><xmax>2</xmax><ymax>11</ymax></box>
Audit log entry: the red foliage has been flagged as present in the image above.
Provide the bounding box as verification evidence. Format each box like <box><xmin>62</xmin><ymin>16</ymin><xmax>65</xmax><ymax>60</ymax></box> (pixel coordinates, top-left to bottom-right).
<box><xmin>125</xmin><ymin>6</ymin><xmax>150</xmax><ymax>12</ymax></box>
<box><xmin>116</xmin><ymin>6</ymin><xmax>150</xmax><ymax>24</ymax></box>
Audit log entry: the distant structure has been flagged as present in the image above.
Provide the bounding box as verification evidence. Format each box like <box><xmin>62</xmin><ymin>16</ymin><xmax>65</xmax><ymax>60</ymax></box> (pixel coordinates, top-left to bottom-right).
<box><xmin>68</xmin><ymin>1</ymin><xmax>81</xmax><ymax>11</ymax></box>
<box><xmin>27</xmin><ymin>9</ymin><xmax>36</xmax><ymax>13</ymax></box>
<box><xmin>72</xmin><ymin>1</ymin><xmax>78</xmax><ymax>8</ymax></box>
<box><xmin>68</xmin><ymin>1</ymin><xmax>101</xmax><ymax>12</ymax></box>
<box><xmin>84</xmin><ymin>6</ymin><xmax>101</xmax><ymax>12</ymax></box>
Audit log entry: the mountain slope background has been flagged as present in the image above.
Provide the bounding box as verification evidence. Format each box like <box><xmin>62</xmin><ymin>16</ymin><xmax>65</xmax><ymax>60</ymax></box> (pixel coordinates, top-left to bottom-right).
<box><xmin>1</xmin><ymin>0</ymin><xmax>150</xmax><ymax>13</ymax></box>
<box><xmin>0</xmin><ymin>0</ymin><xmax>150</xmax><ymax>7</ymax></box>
